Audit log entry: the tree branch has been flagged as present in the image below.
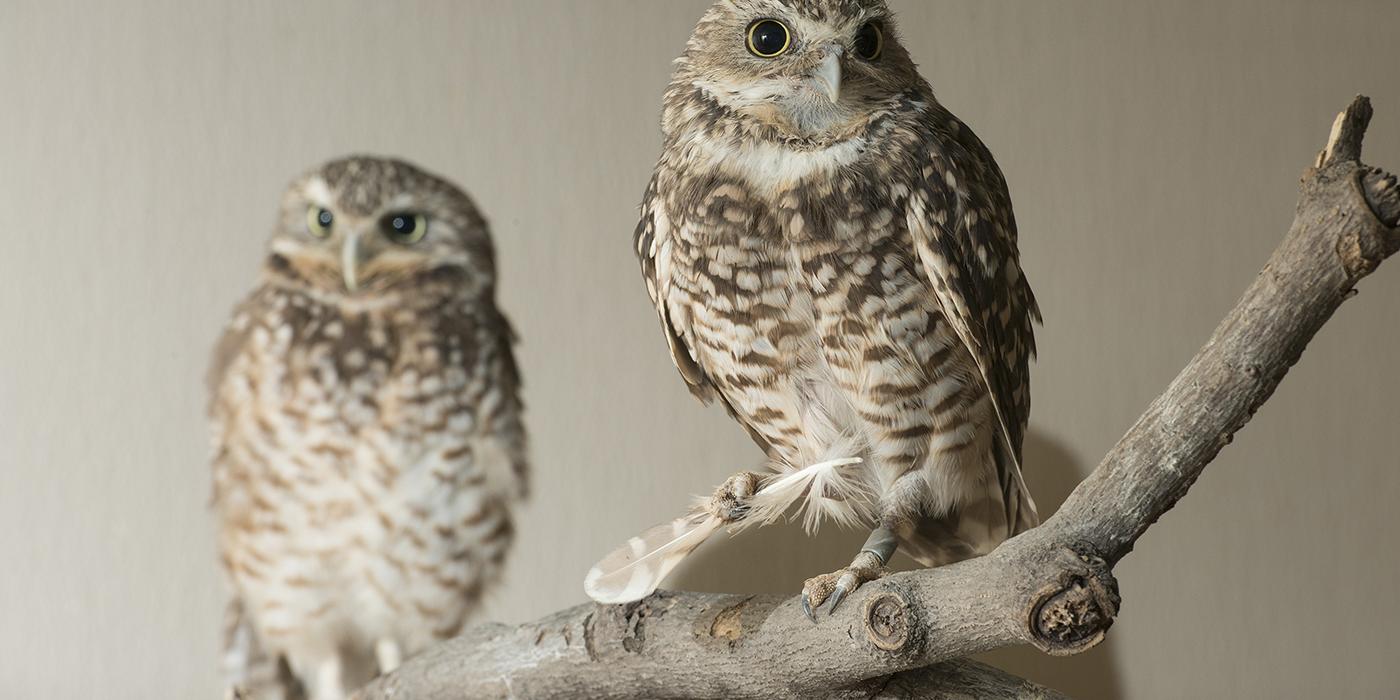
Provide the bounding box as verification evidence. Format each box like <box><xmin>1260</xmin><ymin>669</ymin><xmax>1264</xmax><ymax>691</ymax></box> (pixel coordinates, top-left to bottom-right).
<box><xmin>355</xmin><ymin>96</ymin><xmax>1399</xmax><ymax>700</ymax></box>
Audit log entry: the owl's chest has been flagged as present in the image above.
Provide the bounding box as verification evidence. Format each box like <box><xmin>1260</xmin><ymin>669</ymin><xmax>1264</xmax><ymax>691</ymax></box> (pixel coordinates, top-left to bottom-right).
<box><xmin>222</xmin><ymin>302</ymin><xmax>481</xmax><ymax>501</ymax></box>
<box><xmin>670</xmin><ymin>185</ymin><xmax>929</xmax><ymax>340</ymax></box>
<box><xmin>667</xmin><ymin>187</ymin><xmax>956</xmax><ymax>456</ymax></box>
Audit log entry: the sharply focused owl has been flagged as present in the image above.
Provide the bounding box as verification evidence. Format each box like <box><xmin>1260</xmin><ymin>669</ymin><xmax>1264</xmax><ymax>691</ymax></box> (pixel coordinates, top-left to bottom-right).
<box><xmin>209</xmin><ymin>157</ymin><xmax>528</xmax><ymax>699</ymax></box>
<box><xmin>633</xmin><ymin>0</ymin><xmax>1040</xmax><ymax>616</ymax></box>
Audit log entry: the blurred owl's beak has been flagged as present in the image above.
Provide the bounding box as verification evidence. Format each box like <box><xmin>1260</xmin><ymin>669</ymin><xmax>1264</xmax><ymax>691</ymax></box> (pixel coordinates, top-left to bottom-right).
<box><xmin>811</xmin><ymin>50</ymin><xmax>843</xmax><ymax>104</ymax></box>
<box><xmin>342</xmin><ymin>233</ymin><xmax>365</xmax><ymax>292</ymax></box>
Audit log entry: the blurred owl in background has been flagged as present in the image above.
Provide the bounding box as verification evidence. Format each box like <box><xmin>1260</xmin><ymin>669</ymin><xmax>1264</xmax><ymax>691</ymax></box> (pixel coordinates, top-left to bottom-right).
<box><xmin>209</xmin><ymin>156</ymin><xmax>527</xmax><ymax>699</ymax></box>
<box><xmin>627</xmin><ymin>0</ymin><xmax>1040</xmax><ymax>615</ymax></box>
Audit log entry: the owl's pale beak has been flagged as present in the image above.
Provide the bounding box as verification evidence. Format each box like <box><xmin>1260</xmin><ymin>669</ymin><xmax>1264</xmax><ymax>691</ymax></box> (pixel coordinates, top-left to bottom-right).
<box><xmin>811</xmin><ymin>50</ymin><xmax>843</xmax><ymax>104</ymax></box>
<box><xmin>342</xmin><ymin>233</ymin><xmax>365</xmax><ymax>292</ymax></box>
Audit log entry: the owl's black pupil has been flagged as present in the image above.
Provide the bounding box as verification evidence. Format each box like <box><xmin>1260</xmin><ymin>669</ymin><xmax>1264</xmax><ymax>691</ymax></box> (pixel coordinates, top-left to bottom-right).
<box><xmin>388</xmin><ymin>214</ymin><xmax>418</xmax><ymax>237</ymax></box>
<box><xmin>855</xmin><ymin>23</ymin><xmax>880</xmax><ymax>59</ymax></box>
<box><xmin>750</xmin><ymin>20</ymin><xmax>788</xmax><ymax>56</ymax></box>
<box><xmin>317</xmin><ymin>209</ymin><xmax>333</xmax><ymax>227</ymax></box>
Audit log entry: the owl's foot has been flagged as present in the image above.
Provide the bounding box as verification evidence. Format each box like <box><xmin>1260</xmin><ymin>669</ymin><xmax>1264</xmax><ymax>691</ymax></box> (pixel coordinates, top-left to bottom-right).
<box><xmin>800</xmin><ymin>550</ymin><xmax>887</xmax><ymax>620</ymax></box>
<box><xmin>706</xmin><ymin>471</ymin><xmax>763</xmax><ymax>523</ymax></box>
<box><xmin>801</xmin><ymin>527</ymin><xmax>900</xmax><ymax>620</ymax></box>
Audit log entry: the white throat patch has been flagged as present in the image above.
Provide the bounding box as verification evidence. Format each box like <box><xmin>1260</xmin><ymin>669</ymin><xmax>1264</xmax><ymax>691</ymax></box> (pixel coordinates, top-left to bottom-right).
<box><xmin>691</xmin><ymin>133</ymin><xmax>867</xmax><ymax>194</ymax></box>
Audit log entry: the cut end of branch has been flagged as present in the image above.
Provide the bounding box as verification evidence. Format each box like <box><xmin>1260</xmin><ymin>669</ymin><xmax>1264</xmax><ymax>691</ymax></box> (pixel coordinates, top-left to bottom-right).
<box><xmin>1319</xmin><ymin>95</ymin><xmax>1374</xmax><ymax>168</ymax></box>
<box><xmin>1335</xmin><ymin>166</ymin><xmax>1400</xmax><ymax>280</ymax></box>
<box><xmin>1027</xmin><ymin>551</ymin><xmax>1121</xmax><ymax>657</ymax></box>
<box><xmin>1362</xmin><ymin>168</ymin><xmax>1400</xmax><ymax>230</ymax></box>
<box><xmin>864</xmin><ymin>590</ymin><xmax>913</xmax><ymax>652</ymax></box>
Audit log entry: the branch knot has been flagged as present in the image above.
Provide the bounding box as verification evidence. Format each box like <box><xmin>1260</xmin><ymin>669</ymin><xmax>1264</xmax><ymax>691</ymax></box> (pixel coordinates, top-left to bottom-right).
<box><xmin>1362</xmin><ymin>167</ymin><xmax>1400</xmax><ymax>230</ymax></box>
<box><xmin>1028</xmin><ymin>549</ymin><xmax>1120</xmax><ymax>657</ymax></box>
<box><xmin>864</xmin><ymin>590</ymin><xmax>912</xmax><ymax>653</ymax></box>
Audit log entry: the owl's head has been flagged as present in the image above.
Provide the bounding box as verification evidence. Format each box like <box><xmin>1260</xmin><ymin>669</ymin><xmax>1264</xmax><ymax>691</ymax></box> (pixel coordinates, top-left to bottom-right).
<box><xmin>266</xmin><ymin>156</ymin><xmax>496</xmax><ymax>302</ymax></box>
<box><xmin>679</xmin><ymin>0</ymin><xmax>919</xmax><ymax>139</ymax></box>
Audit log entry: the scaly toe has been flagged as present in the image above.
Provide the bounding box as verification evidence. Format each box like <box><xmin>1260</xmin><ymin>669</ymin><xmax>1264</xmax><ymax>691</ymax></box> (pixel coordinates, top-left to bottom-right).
<box><xmin>801</xmin><ymin>572</ymin><xmax>842</xmax><ymax>622</ymax></box>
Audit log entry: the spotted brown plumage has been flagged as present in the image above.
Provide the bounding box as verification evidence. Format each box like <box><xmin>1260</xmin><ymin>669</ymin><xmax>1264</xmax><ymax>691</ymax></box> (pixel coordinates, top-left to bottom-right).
<box><xmin>632</xmin><ymin>0</ymin><xmax>1039</xmax><ymax>615</ymax></box>
<box><xmin>209</xmin><ymin>157</ymin><xmax>527</xmax><ymax>699</ymax></box>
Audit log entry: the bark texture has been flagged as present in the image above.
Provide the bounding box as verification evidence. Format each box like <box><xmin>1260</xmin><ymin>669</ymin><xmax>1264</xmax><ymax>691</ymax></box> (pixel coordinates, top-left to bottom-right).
<box><xmin>355</xmin><ymin>97</ymin><xmax>1399</xmax><ymax>700</ymax></box>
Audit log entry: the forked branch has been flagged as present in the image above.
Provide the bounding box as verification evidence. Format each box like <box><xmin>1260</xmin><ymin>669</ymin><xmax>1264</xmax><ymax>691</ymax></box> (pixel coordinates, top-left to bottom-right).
<box><xmin>355</xmin><ymin>96</ymin><xmax>1399</xmax><ymax>700</ymax></box>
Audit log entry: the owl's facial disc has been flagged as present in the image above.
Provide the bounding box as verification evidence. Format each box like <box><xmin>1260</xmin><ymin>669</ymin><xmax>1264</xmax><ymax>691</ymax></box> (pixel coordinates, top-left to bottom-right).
<box><xmin>271</xmin><ymin>197</ymin><xmax>450</xmax><ymax>298</ymax></box>
<box><xmin>687</xmin><ymin>2</ymin><xmax>911</xmax><ymax>139</ymax></box>
<box><xmin>268</xmin><ymin>157</ymin><xmax>496</xmax><ymax>304</ymax></box>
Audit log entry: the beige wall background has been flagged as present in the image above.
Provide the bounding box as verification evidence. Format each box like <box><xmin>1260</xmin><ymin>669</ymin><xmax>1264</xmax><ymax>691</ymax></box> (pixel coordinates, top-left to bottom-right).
<box><xmin>1</xmin><ymin>1</ymin><xmax>1397</xmax><ymax>698</ymax></box>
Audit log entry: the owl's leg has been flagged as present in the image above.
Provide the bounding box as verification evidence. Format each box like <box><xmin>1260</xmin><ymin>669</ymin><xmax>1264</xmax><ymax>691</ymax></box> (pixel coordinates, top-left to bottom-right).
<box><xmin>222</xmin><ymin>597</ymin><xmax>301</xmax><ymax>700</ymax></box>
<box><xmin>307</xmin><ymin>656</ymin><xmax>345</xmax><ymax>700</ymax></box>
<box><xmin>374</xmin><ymin>639</ymin><xmax>403</xmax><ymax>675</ymax></box>
<box><xmin>705</xmin><ymin>471</ymin><xmax>764</xmax><ymax>522</ymax></box>
<box><xmin>800</xmin><ymin>526</ymin><xmax>900</xmax><ymax>620</ymax></box>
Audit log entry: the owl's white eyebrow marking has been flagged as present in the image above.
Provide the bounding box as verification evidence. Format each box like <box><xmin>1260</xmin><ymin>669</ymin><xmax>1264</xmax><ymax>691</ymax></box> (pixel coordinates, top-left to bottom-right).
<box><xmin>304</xmin><ymin>177</ymin><xmax>334</xmax><ymax>207</ymax></box>
<box><xmin>269</xmin><ymin>237</ymin><xmax>305</xmax><ymax>257</ymax></box>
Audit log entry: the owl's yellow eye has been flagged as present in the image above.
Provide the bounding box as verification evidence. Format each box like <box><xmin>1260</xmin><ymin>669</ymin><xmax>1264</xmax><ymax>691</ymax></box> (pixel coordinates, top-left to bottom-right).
<box><xmin>307</xmin><ymin>206</ymin><xmax>334</xmax><ymax>238</ymax></box>
<box><xmin>383</xmin><ymin>212</ymin><xmax>427</xmax><ymax>245</ymax></box>
<box><xmin>854</xmin><ymin>22</ymin><xmax>884</xmax><ymax>61</ymax></box>
<box><xmin>747</xmin><ymin>19</ymin><xmax>791</xmax><ymax>58</ymax></box>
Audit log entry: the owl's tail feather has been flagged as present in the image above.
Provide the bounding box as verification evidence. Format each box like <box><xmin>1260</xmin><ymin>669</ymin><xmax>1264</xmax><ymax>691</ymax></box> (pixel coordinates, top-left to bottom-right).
<box><xmin>901</xmin><ymin>444</ymin><xmax>1040</xmax><ymax>568</ymax></box>
<box><xmin>583</xmin><ymin>457</ymin><xmax>867</xmax><ymax>605</ymax></box>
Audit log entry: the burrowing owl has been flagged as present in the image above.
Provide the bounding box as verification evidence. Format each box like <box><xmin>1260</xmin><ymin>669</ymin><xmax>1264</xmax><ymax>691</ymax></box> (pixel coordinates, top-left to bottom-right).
<box><xmin>209</xmin><ymin>156</ymin><xmax>527</xmax><ymax>699</ymax></box>
<box><xmin>633</xmin><ymin>0</ymin><xmax>1039</xmax><ymax>616</ymax></box>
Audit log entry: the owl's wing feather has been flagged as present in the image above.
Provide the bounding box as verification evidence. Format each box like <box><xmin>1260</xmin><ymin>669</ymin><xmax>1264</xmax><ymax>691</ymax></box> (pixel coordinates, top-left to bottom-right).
<box><xmin>206</xmin><ymin>289</ymin><xmax>268</xmax><ymax>415</ymax></box>
<box><xmin>473</xmin><ymin>305</ymin><xmax>531</xmax><ymax>501</ymax></box>
<box><xmin>634</xmin><ymin>173</ymin><xmax>715</xmax><ymax>402</ymax></box>
<box><xmin>907</xmin><ymin>110</ymin><xmax>1041</xmax><ymax>524</ymax></box>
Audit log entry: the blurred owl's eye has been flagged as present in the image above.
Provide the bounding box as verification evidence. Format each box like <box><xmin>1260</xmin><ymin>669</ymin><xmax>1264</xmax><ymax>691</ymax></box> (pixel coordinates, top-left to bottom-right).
<box><xmin>854</xmin><ymin>22</ymin><xmax>884</xmax><ymax>61</ymax></box>
<box><xmin>307</xmin><ymin>207</ymin><xmax>333</xmax><ymax>238</ymax></box>
<box><xmin>383</xmin><ymin>212</ymin><xmax>427</xmax><ymax>245</ymax></box>
<box><xmin>747</xmin><ymin>19</ymin><xmax>791</xmax><ymax>58</ymax></box>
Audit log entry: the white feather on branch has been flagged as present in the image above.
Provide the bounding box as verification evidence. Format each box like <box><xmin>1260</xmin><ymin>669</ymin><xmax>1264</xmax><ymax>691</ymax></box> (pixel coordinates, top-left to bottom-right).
<box><xmin>584</xmin><ymin>457</ymin><xmax>868</xmax><ymax>605</ymax></box>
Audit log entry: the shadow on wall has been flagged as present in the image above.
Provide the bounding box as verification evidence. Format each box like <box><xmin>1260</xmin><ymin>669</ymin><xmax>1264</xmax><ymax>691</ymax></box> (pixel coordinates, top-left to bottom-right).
<box><xmin>669</xmin><ymin>430</ymin><xmax>1127</xmax><ymax>700</ymax></box>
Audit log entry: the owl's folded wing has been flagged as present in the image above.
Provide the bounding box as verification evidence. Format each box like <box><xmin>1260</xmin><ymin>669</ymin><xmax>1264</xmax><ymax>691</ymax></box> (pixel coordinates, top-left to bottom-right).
<box><xmin>905</xmin><ymin>114</ymin><xmax>1040</xmax><ymax>521</ymax></box>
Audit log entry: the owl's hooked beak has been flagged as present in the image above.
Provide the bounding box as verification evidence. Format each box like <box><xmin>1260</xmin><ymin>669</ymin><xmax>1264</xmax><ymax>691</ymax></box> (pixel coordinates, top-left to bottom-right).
<box><xmin>341</xmin><ymin>232</ymin><xmax>368</xmax><ymax>292</ymax></box>
<box><xmin>810</xmin><ymin>48</ymin><xmax>843</xmax><ymax>104</ymax></box>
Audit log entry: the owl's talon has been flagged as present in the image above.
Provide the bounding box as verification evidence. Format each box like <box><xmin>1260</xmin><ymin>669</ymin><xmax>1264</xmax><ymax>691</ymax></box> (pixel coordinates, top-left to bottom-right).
<box><xmin>826</xmin><ymin>582</ymin><xmax>850</xmax><ymax>615</ymax></box>
<box><xmin>801</xmin><ymin>557</ymin><xmax>885</xmax><ymax>620</ymax></box>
